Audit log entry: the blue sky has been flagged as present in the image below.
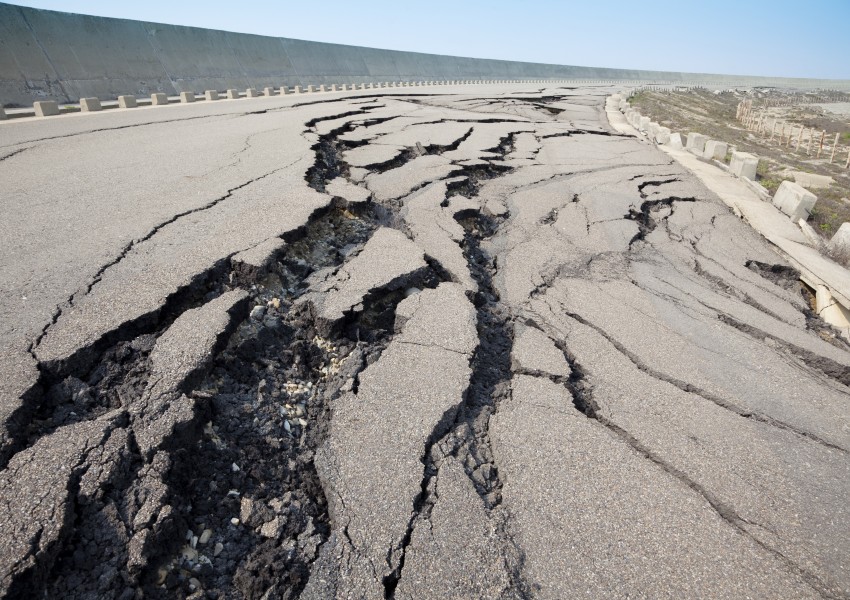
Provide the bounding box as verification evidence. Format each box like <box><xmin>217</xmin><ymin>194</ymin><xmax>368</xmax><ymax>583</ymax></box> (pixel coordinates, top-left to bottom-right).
<box><xmin>12</xmin><ymin>0</ymin><xmax>850</xmax><ymax>79</ymax></box>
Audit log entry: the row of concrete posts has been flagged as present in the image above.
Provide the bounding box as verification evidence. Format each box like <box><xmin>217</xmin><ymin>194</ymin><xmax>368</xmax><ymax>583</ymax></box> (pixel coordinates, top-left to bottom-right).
<box><xmin>1</xmin><ymin>79</ymin><xmax>626</xmax><ymax>120</ymax></box>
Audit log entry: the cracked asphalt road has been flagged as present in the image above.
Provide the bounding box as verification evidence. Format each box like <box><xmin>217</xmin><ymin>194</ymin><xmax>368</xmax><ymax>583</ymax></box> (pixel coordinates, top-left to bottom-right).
<box><xmin>1</xmin><ymin>83</ymin><xmax>849</xmax><ymax>599</ymax></box>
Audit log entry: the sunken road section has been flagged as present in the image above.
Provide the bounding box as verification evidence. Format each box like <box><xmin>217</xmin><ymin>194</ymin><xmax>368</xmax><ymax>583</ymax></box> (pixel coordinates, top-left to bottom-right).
<box><xmin>1</xmin><ymin>83</ymin><xmax>850</xmax><ymax>599</ymax></box>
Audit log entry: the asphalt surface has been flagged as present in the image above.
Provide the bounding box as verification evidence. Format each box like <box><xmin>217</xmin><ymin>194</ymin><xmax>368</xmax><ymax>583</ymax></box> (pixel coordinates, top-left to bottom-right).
<box><xmin>1</xmin><ymin>83</ymin><xmax>849</xmax><ymax>599</ymax></box>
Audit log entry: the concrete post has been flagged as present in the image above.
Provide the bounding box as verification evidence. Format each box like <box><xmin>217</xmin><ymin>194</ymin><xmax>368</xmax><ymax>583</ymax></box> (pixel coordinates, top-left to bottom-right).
<box><xmin>330</xmin><ymin>84</ymin><xmax>338</xmax><ymax>92</ymax></box>
<box><xmin>280</xmin><ymin>86</ymin><xmax>289</xmax><ymax>95</ymax></box>
<box><xmin>307</xmin><ymin>85</ymin><xmax>315</xmax><ymax>93</ymax></box>
<box><xmin>180</xmin><ymin>92</ymin><xmax>195</xmax><ymax>103</ymax></box>
<box><xmin>205</xmin><ymin>90</ymin><xmax>219</xmax><ymax>101</ymax></box>
<box><xmin>830</xmin><ymin>133</ymin><xmax>840</xmax><ymax>163</ymax></box>
<box><xmin>118</xmin><ymin>95</ymin><xmax>137</xmax><ymax>109</ymax></box>
<box><xmin>226</xmin><ymin>89</ymin><xmax>239</xmax><ymax>99</ymax></box>
<box><xmin>730</xmin><ymin>151</ymin><xmax>759</xmax><ymax>180</ymax></box>
<box><xmin>34</xmin><ymin>101</ymin><xmax>59</xmax><ymax>117</ymax></box>
<box><xmin>773</xmin><ymin>181</ymin><xmax>817</xmax><ymax>221</ymax></box>
<box><xmin>263</xmin><ymin>87</ymin><xmax>275</xmax><ymax>96</ymax></box>
<box><xmin>0</xmin><ymin>107</ymin><xmax>6</xmax><ymax>120</ymax></box>
<box><xmin>319</xmin><ymin>85</ymin><xmax>326</xmax><ymax>92</ymax></box>
<box><xmin>655</xmin><ymin>127</ymin><xmax>671</xmax><ymax>145</ymax></box>
<box><xmin>704</xmin><ymin>140</ymin><xmax>728</xmax><ymax>161</ymax></box>
<box><xmin>151</xmin><ymin>93</ymin><xmax>168</xmax><ymax>105</ymax></box>
<box><xmin>246</xmin><ymin>88</ymin><xmax>260</xmax><ymax>98</ymax></box>
<box><xmin>685</xmin><ymin>132</ymin><xmax>708</xmax><ymax>154</ymax></box>
<box><xmin>80</xmin><ymin>97</ymin><xmax>102</xmax><ymax>112</ymax></box>
<box><xmin>294</xmin><ymin>86</ymin><xmax>302</xmax><ymax>94</ymax></box>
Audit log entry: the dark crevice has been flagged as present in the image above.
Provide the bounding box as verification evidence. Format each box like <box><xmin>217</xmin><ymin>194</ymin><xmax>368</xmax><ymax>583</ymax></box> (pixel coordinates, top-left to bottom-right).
<box><xmin>5</xmin><ymin>413</ymin><xmax>131</xmax><ymax>600</ymax></box>
<box><xmin>566</xmin><ymin>310</ymin><xmax>847</xmax><ymax>452</ymax></box>
<box><xmin>0</xmin><ymin>146</ymin><xmax>30</xmax><ymax>162</ymax></box>
<box><xmin>539</xmin><ymin>129</ymin><xmax>631</xmax><ymax>139</ymax></box>
<box><xmin>360</xmin><ymin>148</ymin><xmax>418</xmax><ymax>174</ymax></box>
<box><xmin>2</xmin><ymin>107</ymin><xmax>433</xmax><ymax>593</ymax></box>
<box><xmin>718</xmin><ymin>314</ymin><xmax>850</xmax><ymax>390</ymax></box>
<box><xmin>6</xmin><ymin>250</ymin><xmax>241</xmax><ymax>471</ymax></box>
<box><xmin>303</xmin><ymin>106</ymin><xmax>387</xmax><ymax>192</ymax></box>
<box><xmin>360</xmin><ymin>127</ymin><xmax>475</xmax><ymax>175</ymax></box>
<box><xmin>693</xmin><ymin>259</ymin><xmax>788</xmax><ymax>323</ymax></box>
<box><xmin>540</xmin><ymin>207</ymin><xmax>559</xmax><ymax>225</ymax></box>
<box><xmin>383</xmin><ymin>215</ymin><xmax>514</xmax><ymax>599</ymax></box>
<box><xmin>637</xmin><ymin>178</ymin><xmax>680</xmax><ymax>198</ymax></box>
<box><xmin>29</xmin><ymin>163</ymin><xmax>293</xmax><ymax>374</ymax></box>
<box><xmin>746</xmin><ymin>260</ymin><xmax>802</xmax><ymax>291</ymax></box>
<box><xmin>383</xmin><ymin>136</ymin><xmax>520</xmax><ymax>596</ymax></box>
<box><xmin>12</xmin><ymin>188</ymin><xmax>416</xmax><ymax>598</ymax></box>
<box><xmin>746</xmin><ymin>261</ymin><xmax>850</xmax><ymax>351</ymax></box>
<box><xmin>139</xmin><ymin>218</ymin><xmax>423</xmax><ymax>599</ymax></box>
<box><xmin>551</xmin><ymin>332</ymin><xmax>838</xmax><ymax>600</ymax></box>
<box><xmin>626</xmin><ymin>196</ymin><xmax>697</xmax><ymax>246</ymax></box>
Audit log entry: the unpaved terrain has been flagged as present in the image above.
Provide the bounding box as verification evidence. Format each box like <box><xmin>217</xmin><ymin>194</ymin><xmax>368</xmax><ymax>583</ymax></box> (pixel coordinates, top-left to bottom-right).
<box><xmin>1</xmin><ymin>84</ymin><xmax>849</xmax><ymax>599</ymax></box>
<box><xmin>629</xmin><ymin>88</ymin><xmax>850</xmax><ymax>238</ymax></box>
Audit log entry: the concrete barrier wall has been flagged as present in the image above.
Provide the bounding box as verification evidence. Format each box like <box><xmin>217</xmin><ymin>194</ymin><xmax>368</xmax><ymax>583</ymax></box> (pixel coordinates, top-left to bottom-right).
<box><xmin>2</xmin><ymin>2</ymin><xmax>849</xmax><ymax>106</ymax></box>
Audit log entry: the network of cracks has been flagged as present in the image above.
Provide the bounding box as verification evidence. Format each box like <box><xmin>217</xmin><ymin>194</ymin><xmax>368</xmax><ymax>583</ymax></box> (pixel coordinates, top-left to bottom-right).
<box><xmin>4</xmin><ymin>89</ymin><xmax>850</xmax><ymax>600</ymax></box>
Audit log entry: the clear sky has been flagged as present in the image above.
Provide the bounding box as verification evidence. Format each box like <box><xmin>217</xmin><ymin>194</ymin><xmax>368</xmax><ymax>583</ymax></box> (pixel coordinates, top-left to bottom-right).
<box><xmin>11</xmin><ymin>0</ymin><xmax>850</xmax><ymax>80</ymax></box>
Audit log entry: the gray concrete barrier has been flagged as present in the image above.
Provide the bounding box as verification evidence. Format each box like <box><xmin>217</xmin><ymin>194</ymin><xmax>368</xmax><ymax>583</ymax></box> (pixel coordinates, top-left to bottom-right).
<box><xmin>33</xmin><ymin>100</ymin><xmax>59</xmax><ymax>117</ymax></box>
<box><xmin>703</xmin><ymin>140</ymin><xmax>728</xmax><ymax>161</ymax></box>
<box><xmin>685</xmin><ymin>133</ymin><xmax>708</xmax><ymax>154</ymax></box>
<box><xmin>246</xmin><ymin>88</ymin><xmax>260</xmax><ymax>98</ymax></box>
<box><xmin>263</xmin><ymin>87</ymin><xmax>275</xmax><ymax>96</ymax></box>
<box><xmin>80</xmin><ymin>97</ymin><xmax>101</xmax><ymax>112</ymax></box>
<box><xmin>151</xmin><ymin>93</ymin><xmax>168</xmax><ymax>105</ymax></box>
<box><xmin>117</xmin><ymin>95</ymin><xmax>137</xmax><ymax>108</ymax></box>
<box><xmin>773</xmin><ymin>181</ymin><xmax>817</xmax><ymax>221</ymax></box>
<box><xmin>226</xmin><ymin>89</ymin><xmax>239</xmax><ymax>99</ymax></box>
<box><xmin>667</xmin><ymin>132</ymin><xmax>684</xmax><ymax>148</ymax></box>
<box><xmin>730</xmin><ymin>151</ymin><xmax>759</xmax><ymax>180</ymax></box>
<box><xmin>829</xmin><ymin>223</ymin><xmax>850</xmax><ymax>253</ymax></box>
<box><xmin>205</xmin><ymin>90</ymin><xmax>219</xmax><ymax>101</ymax></box>
<box><xmin>180</xmin><ymin>91</ymin><xmax>195</xmax><ymax>103</ymax></box>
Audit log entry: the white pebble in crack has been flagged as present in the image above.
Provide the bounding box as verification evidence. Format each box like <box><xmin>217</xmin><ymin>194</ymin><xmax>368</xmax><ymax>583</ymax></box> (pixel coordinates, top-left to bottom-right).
<box><xmin>199</xmin><ymin>529</ymin><xmax>213</xmax><ymax>545</ymax></box>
